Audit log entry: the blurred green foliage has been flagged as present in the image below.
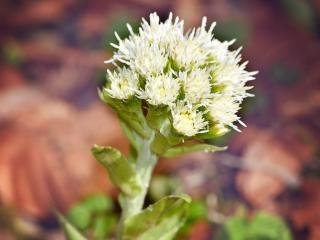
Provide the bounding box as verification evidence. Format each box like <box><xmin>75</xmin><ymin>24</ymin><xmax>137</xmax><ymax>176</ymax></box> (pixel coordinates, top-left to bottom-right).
<box><xmin>2</xmin><ymin>43</ymin><xmax>24</xmax><ymax>65</ymax></box>
<box><xmin>67</xmin><ymin>194</ymin><xmax>117</xmax><ymax>240</ymax></box>
<box><xmin>177</xmin><ymin>200</ymin><xmax>208</xmax><ymax>238</ymax></box>
<box><xmin>242</xmin><ymin>88</ymin><xmax>269</xmax><ymax>117</ymax></box>
<box><xmin>103</xmin><ymin>14</ymin><xmax>140</xmax><ymax>49</ymax></box>
<box><xmin>94</xmin><ymin>68</ymin><xmax>106</xmax><ymax>87</ymax></box>
<box><xmin>96</xmin><ymin>14</ymin><xmax>140</xmax><ymax>86</ymax></box>
<box><xmin>217</xmin><ymin>211</ymin><xmax>292</xmax><ymax>240</ymax></box>
<box><xmin>58</xmin><ymin>213</ymin><xmax>87</xmax><ymax>240</ymax></box>
<box><xmin>214</xmin><ymin>19</ymin><xmax>250</xmax><ymax>46</ymax></box>
<box><xmin>149</xmin><ymin>175</ymin><xmax>180</xmax><ymax>201</ymax></box>
<box><xmin>269</xmin><ymin>62</ymin><xmax>300</xmax><ymax>86</ymax></box>
<box><xmin>280</xmin><ymin>0</ymin><xmax>317</xmax><ymax>32</ymax></box>
<box><xmin>207</xmin><ymin>131</ymin><xmax>233</xmax><ymax>147</ymax></box>
<box><xmin>187</xmin><ymin>200</ymin><xmax>208</xmax><ymax>222</ymax></box>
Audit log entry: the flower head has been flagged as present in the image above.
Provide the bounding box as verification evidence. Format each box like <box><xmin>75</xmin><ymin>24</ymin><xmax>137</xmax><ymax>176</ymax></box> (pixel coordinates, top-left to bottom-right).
<box><xmin>180</xmin><ymin>69</ymin><xmax>212</xmax><ymax>104</ymax></box>
<box><xmin>141</xmin><ymin>72</ymin><xmax>180</xmax><ymax>106</ymax></box>
<box><xmin>105</xmin><ymin>67</ymin><xmax>139</xmax><ymax>99</ymax></box>
<box><xmin>208</xmin><ymin>94</ymin><xmax>243</xmax><ymax>132</ymax></box>
<box><xmin>104</xmin><ymin>12</ymin><xmax>257</xmax><ymax>137</ymax></box>
<box><xmin>171</xmin><ymin>101</ymin><xmax>208</xmax><ymax>137</ymax></box>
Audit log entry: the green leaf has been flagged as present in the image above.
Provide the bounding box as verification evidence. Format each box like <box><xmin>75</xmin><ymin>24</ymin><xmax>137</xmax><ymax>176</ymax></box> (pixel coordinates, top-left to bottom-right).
<box><xmin>163</xmin><ymin>143</ymin><xmax>227</xmax><ymax>157</ymax></box>
<box><xmin>67</xmin><ymin>195</ymin><xmax>113</xmax><ymax>231</ymax></box>
<box><xmin>123</xmin><ymin>194</ymin><xmax>191</xmax><ymax>240</ymax></box>
<box><xmin>82</xmin><ymin>194</ymin><xmax>114</xmax><ymax>213</ymax></box>
<box><xmin>67</xmin><ymin>205</ymin><xmax>91</xmax><ymax>230</ymax></box>
<box><xmin>99</xmin><ymin>90</ymin><xmax>150</xmax><ymax>138</ymax></box>
<box><xmin>92</xmin><ymin>145</ymin><xmax>142</xmax><ymax>198</ymax></box>
<box><xmin>247</xmin><ymin>212</ymin><xmax>292</xmax><ymax>240</ymax></box>
<box><xmin>219</xmin><ymin>216</ymin><xmax>247</xmax><ymax>240</ymax></box>
<box><xmin>218</xmin><ymin>211</ymin><xmax>292</xmax><ymax>240</ymax></box>
<box><xmin>92</xmin><ymin>215</ymin><xmax>117</xmax><ymax>240</ymax></box>
<box><xmin>187</xmin><ymin>200</ymin><xmax>207</xmax><ymax>222</ymax></box>
<box><xmin>57</xmin><ymin>213</ymin><xmax>87</xmax><ymax>240</ymax></box>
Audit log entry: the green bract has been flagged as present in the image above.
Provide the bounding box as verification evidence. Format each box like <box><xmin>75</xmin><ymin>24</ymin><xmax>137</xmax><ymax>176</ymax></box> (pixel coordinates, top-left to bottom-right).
<box><xmin>92</xmin><ymin>145</ymin><xmax>143</xmax><ymax>198</ymax></box>
<box><xmin>122</xmin><ymin>195</ymin><xmax>191</xmax><ymax>240</ymax></box>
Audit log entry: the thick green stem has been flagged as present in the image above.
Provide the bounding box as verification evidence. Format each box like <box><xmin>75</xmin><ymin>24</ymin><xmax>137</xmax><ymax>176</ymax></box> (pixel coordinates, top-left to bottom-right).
<box><xmin>117</xmin><ymin>134</ymin><xmax>158</xmax><ymax>239</ymax></box>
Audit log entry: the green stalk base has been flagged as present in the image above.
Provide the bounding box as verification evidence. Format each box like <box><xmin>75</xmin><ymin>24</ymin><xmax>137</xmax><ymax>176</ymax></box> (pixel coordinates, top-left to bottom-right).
<box><xmin>117</xmin><ymin>136</ymin><xmax>158</xmax><ymax>239</ymax></box>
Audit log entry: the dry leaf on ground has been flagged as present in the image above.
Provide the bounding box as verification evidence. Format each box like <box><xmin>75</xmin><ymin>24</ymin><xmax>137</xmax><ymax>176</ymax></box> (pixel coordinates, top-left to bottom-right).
<box><xmin>0</xmin><ymin>86</ymin><xmax>126</xmax><ymax>218</ymax></box>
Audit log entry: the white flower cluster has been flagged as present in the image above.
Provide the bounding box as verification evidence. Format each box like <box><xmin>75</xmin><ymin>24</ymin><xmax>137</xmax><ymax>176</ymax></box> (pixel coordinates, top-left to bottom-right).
<box><xmin>105</xmin><ymin>12</ymin><xmax>257</xmax><ymax>137</ymax></box>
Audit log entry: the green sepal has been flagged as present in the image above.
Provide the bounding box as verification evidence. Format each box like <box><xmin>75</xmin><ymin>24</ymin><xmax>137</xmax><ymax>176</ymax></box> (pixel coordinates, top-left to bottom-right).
<box><xmin>92</xmin><ymin>145</ymin><xmax>142</xmax><ymax>198</ymax></box>
<box><xmin>145</xmin><ymin>105</ymin><xmax>170</xmax><ymax>132</ymax></box>
<box><xmin>146</xmin><ymin>105</ymin><xmax>183</xmax><ymax>154</ymax></box>
<box><xmin>119</xmin><ymin>120</ymin><xmax>140</xmax><ymax>151</ymax></box>
<box><xmin>151</xmin><ymin>132</ymin><xmax>171</xmax><ymax>155</ymax></box>
<box><xmin>99</xmin><ymin>89</ymin><xmax>150</xmax><ymax>138</ymax></box>
<box><xmin>195</xmin><ymin>124</ymin><xmax>230</xmax><ymax>140</ymax></box>
<box><xmin>163</xmin><ymin>143</ymin><xmax>227</xmax><ymax>157</ymax></box>
<box><xmin>57</xmin><ymin>212</ymin><xmax>87</xmax><ymax>240</ymax></box>
<box><xmin>122</xmin><ymin>194</ymin><xmax>191</xmax><ymax>240</ymax></box>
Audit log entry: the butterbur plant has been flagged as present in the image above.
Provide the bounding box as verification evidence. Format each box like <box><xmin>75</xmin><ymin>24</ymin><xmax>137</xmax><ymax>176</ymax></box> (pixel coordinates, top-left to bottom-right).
<box><xmin>61</xmin><ymin>12</ymin><xmax>257</xmax><ymax>240</ymax></box>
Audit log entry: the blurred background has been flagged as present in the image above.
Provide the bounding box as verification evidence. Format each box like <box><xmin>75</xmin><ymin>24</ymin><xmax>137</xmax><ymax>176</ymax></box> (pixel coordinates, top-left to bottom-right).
<box><xmin>0</xmin><ymin>0</ymin><xmax>319</xmax><ymax>239</ymax></box>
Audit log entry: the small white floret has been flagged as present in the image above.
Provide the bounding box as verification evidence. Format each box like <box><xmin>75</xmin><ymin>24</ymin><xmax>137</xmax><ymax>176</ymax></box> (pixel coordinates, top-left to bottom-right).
<box><xmin>208</xmin><ymin>94</ymin><xmax>242</xmax><ymax>131</ymax></box>
<box><xmin>105</xmin><ymin>68</ymin><xmax>139</xmax><ymax>100</ymax></box>
<box><xmin>180</xmin><ymin>69</ymin><xmax>212</xmax><ymax>104</ymax></box>
<box><xmin>141</xmin><ymin>73</ymin><xmax>181</xmax><ymax>106</ymax></box>
<box><xmin>171</xmin><ymin>101</ymin><xmax>208</xmax><ymax>136</ymax></box>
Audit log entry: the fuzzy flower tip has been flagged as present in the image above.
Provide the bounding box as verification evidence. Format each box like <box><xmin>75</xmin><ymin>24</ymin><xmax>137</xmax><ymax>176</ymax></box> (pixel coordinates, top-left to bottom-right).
<box><xmin>104</xmin><ymin>12</ymin><xmax>258</xmax><ymax>137</ymax></box>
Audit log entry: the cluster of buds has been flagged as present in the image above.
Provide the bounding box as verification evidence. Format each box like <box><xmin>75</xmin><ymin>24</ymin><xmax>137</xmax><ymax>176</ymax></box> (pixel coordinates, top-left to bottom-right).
<box><xmin>103</xmin><ymin>12</ymin><xmax>257</xmax><ymax>142</ymax></box>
